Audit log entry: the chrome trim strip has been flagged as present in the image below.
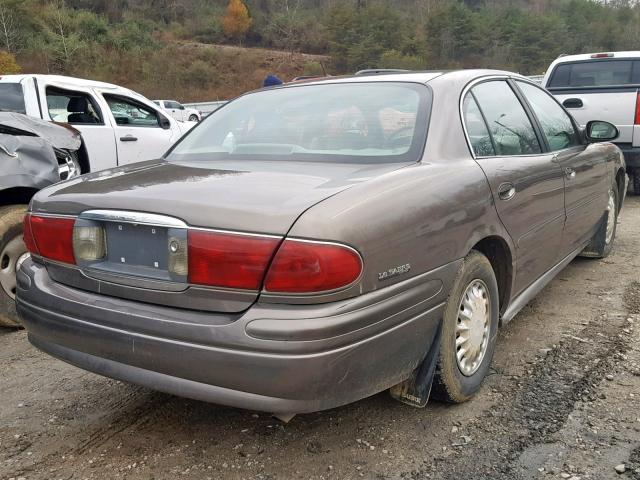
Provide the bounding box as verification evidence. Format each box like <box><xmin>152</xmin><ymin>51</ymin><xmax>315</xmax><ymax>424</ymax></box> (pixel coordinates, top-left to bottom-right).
<box><xmin>189</xmin><ymin>227</ymin><xmax>282</xmax><ymax>240</ymax></box>
<box><xmin>30</xmin><ymin>212</ymin><xmax>77</xmax><ymax>219</ymax></box>
<box><xmin>79</xmin><ymin>210</ymin><xmax>188</xmax><ymax>228</ymax></box>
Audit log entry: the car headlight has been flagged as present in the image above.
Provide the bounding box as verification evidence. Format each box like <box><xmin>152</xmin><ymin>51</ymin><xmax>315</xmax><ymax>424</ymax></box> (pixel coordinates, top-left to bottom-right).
<box><xmin>54</xmin><ymin>149</ymin><xmax>80</xmax><ymax>181</ymax></box>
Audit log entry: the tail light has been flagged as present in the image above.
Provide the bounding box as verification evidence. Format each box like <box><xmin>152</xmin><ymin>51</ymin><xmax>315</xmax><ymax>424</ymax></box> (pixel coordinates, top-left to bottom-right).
<box><xmin>264</xmin><ymin>239</ymin><xmax>362</xmax><ymax>293</ymax></box>
<box><xmin>635</xmin><ymin>92</ymin><xmax>640</xmax><ymax>125</ymax></box>
<box><xmin>188</xmin><ymin>230</ymin><xmax>280</xmax><ymax>290</ymax></box>
<box><xmin>73</xmin><ymin>225</ymin><xmax>106</xmax><ymax>261</ymax></box>
<box><xmin>24</xmin><ymin>214</ymin><xmax>76</xmax><ymax>264</ymax></box>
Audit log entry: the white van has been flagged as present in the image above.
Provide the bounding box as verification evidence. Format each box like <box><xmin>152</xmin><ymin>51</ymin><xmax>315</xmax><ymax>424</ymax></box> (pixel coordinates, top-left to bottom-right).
<box><xmin>0</xmin><ymin>75</ymin><xmax>191</xmax><ymax>172</ymax></box>
<box><xmin>542</xmin><ymin>52</ymin><xmax>640</xmax><ymax>193</ymax></box>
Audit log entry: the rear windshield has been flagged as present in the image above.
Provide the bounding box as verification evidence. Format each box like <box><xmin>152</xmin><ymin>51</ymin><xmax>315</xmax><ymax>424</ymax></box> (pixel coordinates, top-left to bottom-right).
<box><xmin>0</xmin><ymin>83</ymin><xmax>26</xmax><ymax>114</ymax></box>
<box><xmin>548</xmin><ymin>59</ymin><xmax>640</xmax><ymax>88</ymax></box>
<box><xmin>167</xmin><ymin>82</ymin><xmax>431</xmax><ymax>164</ymax></box>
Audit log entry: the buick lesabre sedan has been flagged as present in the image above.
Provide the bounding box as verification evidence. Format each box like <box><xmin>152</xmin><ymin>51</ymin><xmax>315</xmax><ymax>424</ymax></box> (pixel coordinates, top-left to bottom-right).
<box><xmin>16</xmin><ymin>70</ymin><xmax>625</xmax><ymax>415</ymax></box>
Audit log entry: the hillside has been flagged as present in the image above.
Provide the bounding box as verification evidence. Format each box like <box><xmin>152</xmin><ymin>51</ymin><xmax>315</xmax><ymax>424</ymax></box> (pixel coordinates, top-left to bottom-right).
<box><xmin>3</xmin><ymin>0</ymin><xmax>640</xmax><ymax>100</ymax></box>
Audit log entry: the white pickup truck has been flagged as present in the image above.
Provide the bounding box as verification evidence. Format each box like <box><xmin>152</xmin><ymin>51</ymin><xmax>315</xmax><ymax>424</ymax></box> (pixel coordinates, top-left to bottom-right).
<box><xmin>153</xmin><ymin>99</ymin><xmax>201</xmax><ymax>122</ymax></box>
<box><xmin>0</xmin><ymin>75</ymin><xmax>190</xmax><ymax>173</ymax></box>
<box><xmin>543</xmin><ymin>51</ymin><xmax>640</xmax><ymax>193</ymax></box>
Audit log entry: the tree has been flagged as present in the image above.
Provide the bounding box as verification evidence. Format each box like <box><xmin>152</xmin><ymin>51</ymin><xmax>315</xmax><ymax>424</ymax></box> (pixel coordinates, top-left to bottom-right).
<box><xmin>0</xmin><ymin>49</ymin><xmax>20</xmax><ymax>74</ymax></box>
<box><xmin>221</xmin><ymin>0</ymin><xmax>252</xmax><ymax>44</ymax></box>
<box><xmin>0</xmin><ymin>1</ymin><xmax>19</xmax><ymax>54</ymax></box>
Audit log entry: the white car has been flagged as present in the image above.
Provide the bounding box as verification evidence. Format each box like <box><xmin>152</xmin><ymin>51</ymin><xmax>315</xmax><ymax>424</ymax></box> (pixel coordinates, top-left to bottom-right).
<box><xmin>542</xmin><ymin>51</ymin><xmax>640</xmax><ymax>193</ymax></box>
<box><xmin>0</xmin><ymin>75</ymin><xmax>191</xmax><ymax>172</ymax></box>
<box><xmin>154</xmin><ymin>99</ymin><xmax>201</xmax><ymax>123</ymax></box>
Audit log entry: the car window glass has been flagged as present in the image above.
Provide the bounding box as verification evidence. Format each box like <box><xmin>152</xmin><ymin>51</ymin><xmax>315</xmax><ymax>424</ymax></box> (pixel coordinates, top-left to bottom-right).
<box><xmin>45</xmin><ymin>87</ymin><xmax>103</xmax><ymax>125</ymax></box>
<box><xmin>549</xmin><ymin>60</ymin><xmax>639</xmax><ymax>88</ymax></box>
<box><xmin>472</xmin><ymin>81</ymin><xmax>541</xmax><ymax>156</ymax></box>
<box><xmin>0</xmin><ymin>83</ymin><xmax>26</xmax><ymax>114</ymax></box>
<box><xmin>462</xmin><ymin>93</ymin><xmax>495</xmax><ymax>157</ymax></box>
<box><xmin>103</xmin><ymin>95</ymin><xmax>160</xmax><ymax>127</ymax></box>
<box><xmin>517</xmin><ymin>81</ymin><xmax>581</xmax><ymax>151</ymax></box>
<box><xmin>167</xmin><ymin>82</ymin><xmax>431</xmax><ymax>164</ymax></box>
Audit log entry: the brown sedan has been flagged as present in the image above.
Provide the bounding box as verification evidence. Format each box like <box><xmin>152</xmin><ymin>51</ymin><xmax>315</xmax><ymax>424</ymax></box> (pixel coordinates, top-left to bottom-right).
<box><xmin>16</xmin><ymin>70</ymin><xmax>625</xmax><ymax>415</ymax></box>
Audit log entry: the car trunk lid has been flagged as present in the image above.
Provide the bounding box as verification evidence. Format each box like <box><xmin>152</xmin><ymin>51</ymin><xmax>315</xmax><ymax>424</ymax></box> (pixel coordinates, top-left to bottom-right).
<box><xmin>32</xmin><ymin>159</ymin><xmax>410</xmax><ymax>313</ymax></box>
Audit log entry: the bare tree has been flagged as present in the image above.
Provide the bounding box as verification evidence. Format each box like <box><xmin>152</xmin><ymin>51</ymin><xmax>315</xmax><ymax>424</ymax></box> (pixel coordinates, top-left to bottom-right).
<box><xmin>50</xmin><ymin>0</ymin><xmax>80</xmax><ymax>69</ymax></box>
<box><xmin>267</xmin><ymin>0</ymin><xmax>302</xmax><ymax>53</ymax></box>
<box><xmin>0</xmin><ymin>1</ymin><xmax>19</xmax><ymax>54</ymax></box>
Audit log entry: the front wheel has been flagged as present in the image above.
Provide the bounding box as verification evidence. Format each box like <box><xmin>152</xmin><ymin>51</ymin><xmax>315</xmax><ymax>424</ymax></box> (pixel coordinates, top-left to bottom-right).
<box><xmin>580</xmin><ymin>185</ymin><xmax>618</xmax><ymax>259</ymax></box>
<box><xmin>0</xmin><ymin>205</ymin><xmax>28</xmax><ymax>328</ymax></box>
<box><xmin>431</xmin><ymin>250</ymin><xmax>500</xmax><ymax>403</ymax></box>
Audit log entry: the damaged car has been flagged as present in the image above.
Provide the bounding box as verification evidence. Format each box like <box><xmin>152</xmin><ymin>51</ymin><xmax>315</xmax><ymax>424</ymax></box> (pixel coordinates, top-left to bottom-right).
<box><xmin>16</xmin><ymin>71</ymin><xmax>625</xmax><ymax>415</ymax></box>
<box><xmin>0</xmin><ymin>112</ymin><xmax>84</xmax><ymax>327</ymax></box>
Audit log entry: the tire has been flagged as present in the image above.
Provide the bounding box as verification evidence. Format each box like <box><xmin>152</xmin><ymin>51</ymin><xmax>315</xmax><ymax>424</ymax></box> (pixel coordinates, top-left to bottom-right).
<box><xmin>431</xmin><ymin>250</ymin><xmax>500</xmax><ymax>403</ymax></box>
<box><xmin>633</xmin><ymin>169</ymin><xmax>640</xmax><ymax>196</ymax></box>
<box><xmin>0</xmin><ymin>205</ymin><xmax>28</xmax><ymax>328</ymax></box>
<box><xmin>188</xmin><ymin>114</ymin><xmax>199</xmax><ymax>122</ymax></box>
<box><xmin>580</xmin><ymin>184</ymin><xmax>618</xmax><ymax>259</ymax></box>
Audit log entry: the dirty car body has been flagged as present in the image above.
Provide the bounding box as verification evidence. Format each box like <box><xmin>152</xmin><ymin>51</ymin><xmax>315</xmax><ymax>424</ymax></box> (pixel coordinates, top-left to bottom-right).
<box><xmin>16</xmin><ymin>71</ymin><xmax>626</xmax><ymax>414</ymax></box>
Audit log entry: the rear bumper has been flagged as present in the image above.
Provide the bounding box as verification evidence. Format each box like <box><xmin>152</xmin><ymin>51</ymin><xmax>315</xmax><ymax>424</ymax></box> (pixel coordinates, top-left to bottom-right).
<box><xmin>16</xmin><ymin>259</ymin><xmax>458</xmax><ymax>413</ymax></box>
<box><xmin>617</xmin><ymin>143</ymin><xmax>640</xmax><ymax>168</ymax></box>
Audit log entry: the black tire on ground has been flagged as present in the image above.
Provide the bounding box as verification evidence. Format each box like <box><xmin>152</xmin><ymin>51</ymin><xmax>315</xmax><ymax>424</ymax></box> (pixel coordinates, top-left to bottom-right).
<box><xmin>633</xmin><ymin>169</ymin><xmax>640</xmax><ymax>196</ymax></box>
<box><xmin>431</xmin><ymin>250</ymin><xmax>500</xmax><ymax>403</ymax></box>
<box><xmin>580</xmin><ymin>183</ymin><xmax>618</xmax><ymax>259</ymax></box>
<box><xmin>0</xmin><ymin>205</ymin><xmax>28</xmax><ymax>328</ymax></box>
<box><xmin>189</xmin><ymin>114</ymin><xmax>199</xmax><ymax>122</ymax></box>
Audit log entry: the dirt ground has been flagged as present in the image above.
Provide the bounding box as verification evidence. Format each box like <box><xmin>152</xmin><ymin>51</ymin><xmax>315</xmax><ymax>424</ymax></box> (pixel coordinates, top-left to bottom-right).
<box><xmin>2</xmin><ymin>198</ymin><xmax>640</xmax><ymax>480</ymax></box>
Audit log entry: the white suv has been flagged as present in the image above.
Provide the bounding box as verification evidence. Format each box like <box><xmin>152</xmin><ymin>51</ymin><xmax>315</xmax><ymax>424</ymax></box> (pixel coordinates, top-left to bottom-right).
<box><xmin>154</xmin><ymin>100</ymin><xmax>201</xmax><ymax>123</ymax></box>
<box><xmin>0</xmin><ymin>75</ymin><xmax>191</xmax><ymax>172</ymax></box>
<box><xmin>543</xmin><ymin>51</ymin><xmax>640</xmax><ymax>193</ymax></box>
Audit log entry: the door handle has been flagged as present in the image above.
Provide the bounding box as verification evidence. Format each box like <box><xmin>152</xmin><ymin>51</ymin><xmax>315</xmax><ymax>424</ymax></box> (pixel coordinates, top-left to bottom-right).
<box><xmin>498</xmin><ymin>182</ymin><xmax>516</xmax><ymax>201</ymax></box>
<box><xmin>120</xmin><ymin>135</ymin><xmax>138</xmax><ymax>142</ymax></box>
<box><xmin>562</xmin><ymin>98</ymin><xmax>583</xmax><ymax>109</ymax></box>
<box><xmin>565</xmin><ymin>167</ymin><xmax>576</xmax><ymax>179</ymax></box>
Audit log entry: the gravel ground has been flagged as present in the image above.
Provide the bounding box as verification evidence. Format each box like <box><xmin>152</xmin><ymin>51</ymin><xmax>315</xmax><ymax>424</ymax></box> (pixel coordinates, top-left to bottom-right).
<box><xmin>2</xmin><ymin>197</ymin><xmax>640</xmax><ymax>480</ymax></box>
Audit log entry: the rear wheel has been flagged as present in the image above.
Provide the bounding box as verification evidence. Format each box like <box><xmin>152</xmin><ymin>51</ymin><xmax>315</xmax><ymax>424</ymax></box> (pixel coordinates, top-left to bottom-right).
<box><xmin>0</xmin><ymin>205</ymin><xmax>28</xmax><ymax>328</ymax></box>
<box><xmin>432</xmin><ymin>250</ymin><xmax>499</xmax><ymax>403</ymax></box>
<box><xmin>188</xmin><ymin>114</ymin><xmax>199</xmax><ymax>122</ymax></box>
<box><xmin>580</xmin><ymin>184</ymin><xmax>618</xmax><ymax>259</ymax></box>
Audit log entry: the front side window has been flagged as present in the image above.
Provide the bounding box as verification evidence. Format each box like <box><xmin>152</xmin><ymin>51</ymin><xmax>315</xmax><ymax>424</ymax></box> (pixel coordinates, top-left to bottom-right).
<box><xmin>46</xmin><ymin>87</ymin><xmax>103</xmax><ymax>124</ymax></box>
<box><xmin>471</xmin><ymin>81</ymin><xmax>541</xmax><ymax>156</ymax></box>
<box><xmin>104</xmin><ymin>95</ymin><xmax>161</xmax><ymax>127</ymax></box>
<box><xmin>167</xmin><ymin>82</ymin><xmax>431</xmax><ymax>164</ymax></box>
<box><xmin>517</xmin><ymin>81</ymin><xmax>581</xmax><ymax>151</ymax></box>
<box><xmin>0</xmin><ymin>83</ymin><xmax>26</xmax><ymax>114</ymax></box>
<box><xmin>462</xmin><ymin>93</ymin><xmax>495</xmax><ymax>157</ymax></box>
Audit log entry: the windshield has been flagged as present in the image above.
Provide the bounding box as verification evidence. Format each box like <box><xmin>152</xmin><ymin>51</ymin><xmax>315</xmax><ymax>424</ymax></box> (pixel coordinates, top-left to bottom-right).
<box><xmin>167</xmin><ymin>82</ymin><xmax>431</xmax><ymax>164</ymax></box>
<box><xmin>0</xmin><ymin>83</ymin><xmax>26</xmax><ymax>114</ymax></box>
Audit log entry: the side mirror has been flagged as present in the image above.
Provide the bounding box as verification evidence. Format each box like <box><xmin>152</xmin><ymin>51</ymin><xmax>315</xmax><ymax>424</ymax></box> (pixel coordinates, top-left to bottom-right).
<box><xmin>158</xmin><ymin>114</ymin><xmax>171</xmax><ymax>130</ymax></box>
<box><xmin>585</xmin><ymin>120</ymin><xmax>619</xmax><ymax>142</ymax></box>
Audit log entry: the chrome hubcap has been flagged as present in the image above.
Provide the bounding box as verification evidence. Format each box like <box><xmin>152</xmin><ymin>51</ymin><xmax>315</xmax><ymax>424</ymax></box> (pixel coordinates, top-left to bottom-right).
<box><xmin>0</xmin><ymin>235</ymin><xmax>27</xmax><ymax>300</ymax></box>
<box><xmin>605</xmin><ymin>189</ymin><xmax>616</xmax><ymax>245</ymax></box>
<box><xmin>455</xmin><ymin>279</ymin><xmax>491</xmax><ymax>376</ymax></box>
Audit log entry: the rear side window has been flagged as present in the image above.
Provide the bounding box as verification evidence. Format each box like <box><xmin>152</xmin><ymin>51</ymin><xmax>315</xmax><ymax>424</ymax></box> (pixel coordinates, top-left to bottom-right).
<box><xmin>46</xmin><ymin>87</ymin><xmax>104</xmax><ymax>125</ymax></box>
<box><xmin>471</xmin><ymin>81</ymin><xmax>542</xmax><ymax>156</ymax></box>
<box><xmin>0</xmin><ymin>83</ymin><xmax>26</xmax><ymax>114</ymax></box>
<box><xmin>516</xmin><ymin>81</ymin><xmax>581</xmax><ymax>151</ymax></box>
<box><xmin>462</xmin><ymin>94</ymin><xmax>495</xmax><ymax>157</ymax></box>
<box><xmin>548</xmin><ymin>60</ymin><xmax>640</xmax><ymax>88</ymax></box>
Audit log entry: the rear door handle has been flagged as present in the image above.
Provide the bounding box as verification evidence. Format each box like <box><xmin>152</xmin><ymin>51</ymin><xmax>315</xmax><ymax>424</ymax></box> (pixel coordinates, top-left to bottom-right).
<box><xmin>562</xmin><ymin>98</ymin><xmax>583</xmax><ymax>109</ymax></box>
<box><xmin>120</xmin><ymin>135</ymin><xmax>138</xmax><ymax>142</ymax></box>
<box><xmin>498</xmin><ymin>182</ymin><xmax>516</xmax><ymax>201</ymax></box>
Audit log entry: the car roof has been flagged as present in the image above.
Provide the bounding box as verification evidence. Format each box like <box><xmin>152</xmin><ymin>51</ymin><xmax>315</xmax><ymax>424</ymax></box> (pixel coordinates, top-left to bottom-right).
<box><xmin>0</xmin><ymin>74</ymin><xmax>121</xmax><ymax>90</ymax></box>
<box><xmin>284</xmin><ymin>69</ymin><xmax>527</xmax><ymax>87</ymax></box>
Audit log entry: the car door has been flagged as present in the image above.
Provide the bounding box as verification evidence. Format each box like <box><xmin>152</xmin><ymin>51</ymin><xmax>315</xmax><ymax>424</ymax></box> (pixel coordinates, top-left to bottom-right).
<box><xmin>40</xmin><ymin>84</ymin><xmax>118</xmax><ymax>172</ymax></box>
<box><xmin>463</xmin><ymin>79</ymin><xmax>566</xmax><ymax>296</ymax></box>
<box><xmin>515</xmin><ymin>80</ymin><xmax>611</xmax><ymax>256</ymax></box>
<box><xmin>102</xmin><ymin>93</ymin><xmax>177</xmax><ymax>165</ymax></box>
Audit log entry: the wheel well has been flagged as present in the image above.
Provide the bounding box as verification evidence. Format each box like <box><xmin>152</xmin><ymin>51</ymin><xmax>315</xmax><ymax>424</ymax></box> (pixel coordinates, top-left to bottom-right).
<box><xmin>472</xmin><ymin>237</ymin><xmax>512</xmax><ymax>315</ymax></box>
<box><xmin>0</xmin><ymin>187</ymin><xmax>39</xmax><ymax>207</ymax></box>
<box><xmin>615</xmin><ymin>168</ymin><xmax>625</xmax><ymax>211</ymax></box>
